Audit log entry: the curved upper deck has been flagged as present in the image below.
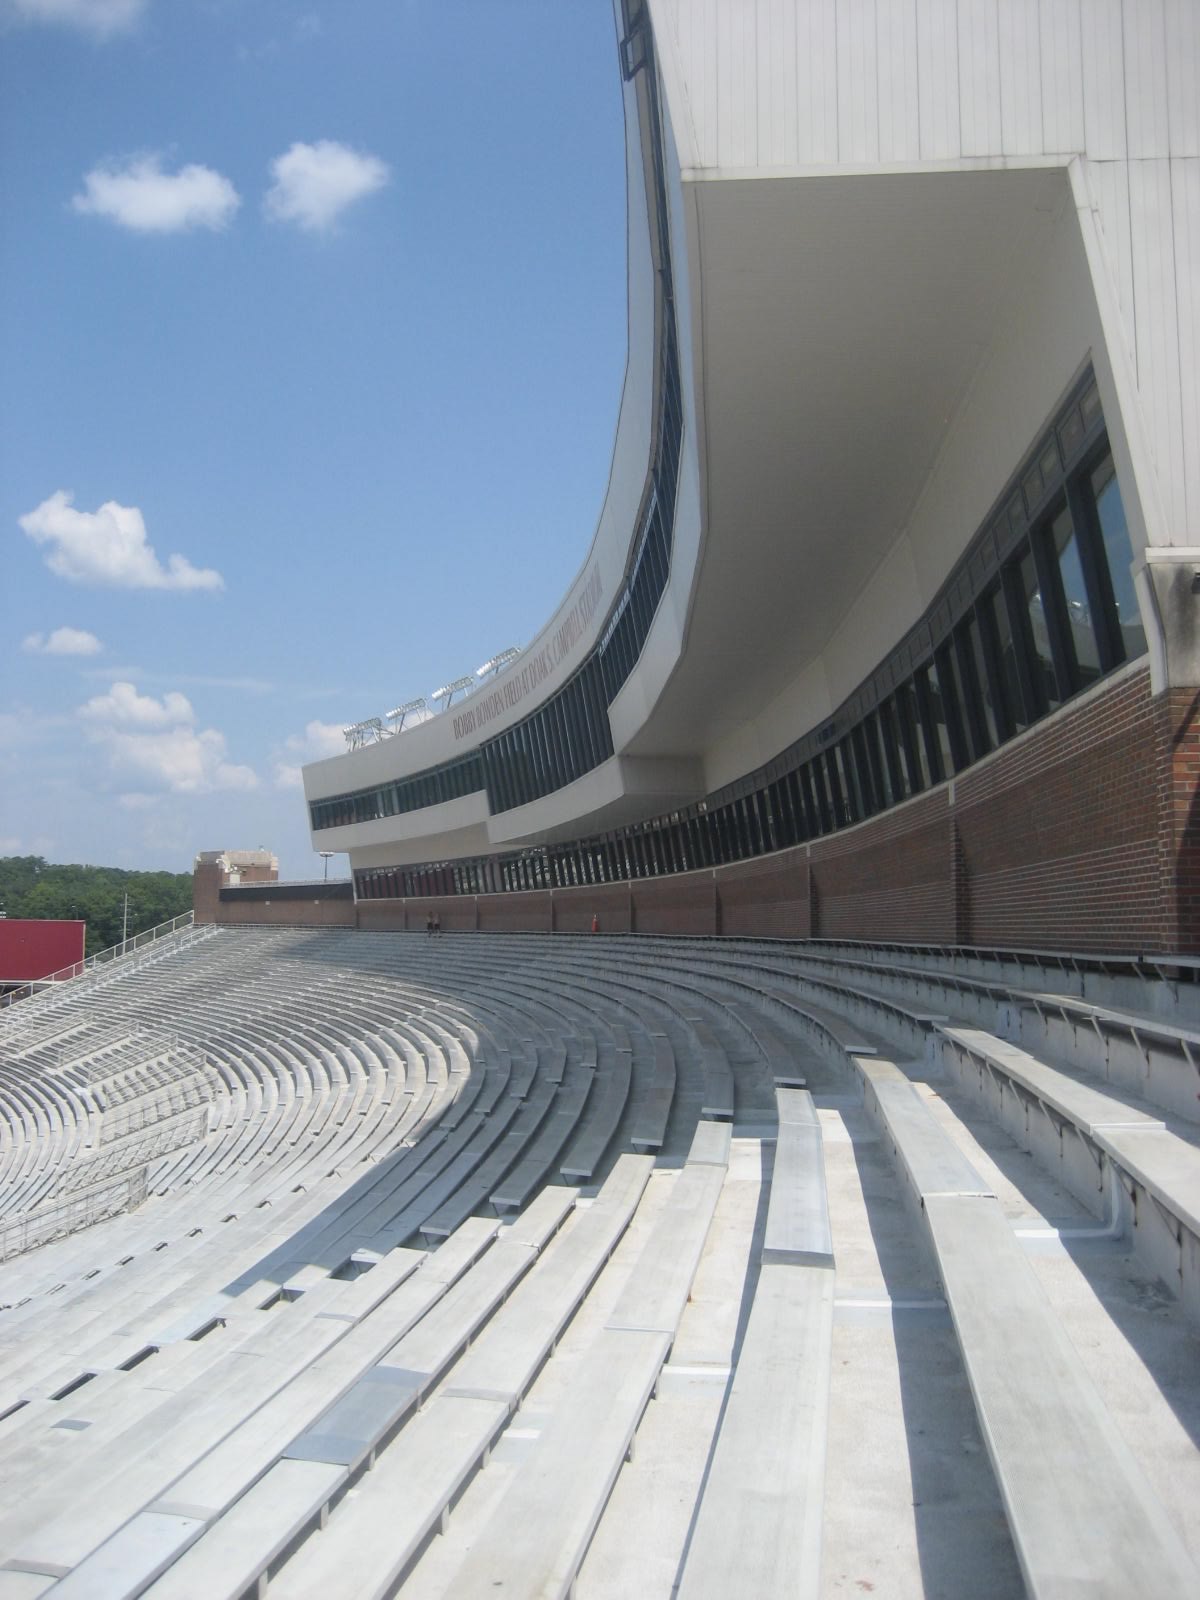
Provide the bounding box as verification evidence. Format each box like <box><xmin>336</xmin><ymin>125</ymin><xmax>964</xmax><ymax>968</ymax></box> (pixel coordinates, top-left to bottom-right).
<box><xmin>304</xmin><ymin>0</ymin><xmax>1194</xmax><ymax>882</ymax></box>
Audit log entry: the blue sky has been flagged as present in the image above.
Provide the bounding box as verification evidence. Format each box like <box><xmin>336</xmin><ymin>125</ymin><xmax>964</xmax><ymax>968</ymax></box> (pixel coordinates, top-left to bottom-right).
<box><xmin>1</xmin><ymin>0</ymin><xmax>627</xmax><ymax>879</ymax></box>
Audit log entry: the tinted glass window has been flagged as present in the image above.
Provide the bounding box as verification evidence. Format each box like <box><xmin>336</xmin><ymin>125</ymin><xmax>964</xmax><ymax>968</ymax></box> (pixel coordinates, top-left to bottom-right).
<box><xmin>1091</xmin><ymin>454</ymin><xmax>1146</xmax><ymax>662</ymax></box>
<box><xmin>1018</xmin><ymin>548</ymin><xmax>1059</xmax><ymax>714</ymax></box>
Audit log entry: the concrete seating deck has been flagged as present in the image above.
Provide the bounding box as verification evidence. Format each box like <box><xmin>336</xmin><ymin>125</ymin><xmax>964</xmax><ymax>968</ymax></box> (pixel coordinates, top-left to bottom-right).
<box><xmin>678</xmin><ymin>1093</ymin><xmax>833</xmax><ymax>1598</ymax></box>
<box><xmin>0</xmin><ymin>926</ymin><xmax>1197</xmax><ymax>1597</ymax></box>
<box><xmin>853</xmin><ymin>1050</ymin><xmax>1198</xmax><ymax>1597</ymax></box>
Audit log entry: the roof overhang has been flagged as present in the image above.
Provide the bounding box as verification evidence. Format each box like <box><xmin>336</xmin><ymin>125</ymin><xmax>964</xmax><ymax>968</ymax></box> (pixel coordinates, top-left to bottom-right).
<box><xmin>627</xmin><ymin>160</ymin><xmax>1072</xmax><ymax>757</ymax></box>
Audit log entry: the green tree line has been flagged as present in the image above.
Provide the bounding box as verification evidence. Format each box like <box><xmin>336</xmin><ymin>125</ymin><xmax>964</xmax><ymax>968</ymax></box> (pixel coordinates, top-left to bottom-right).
<box><xmin>0</xmin><ymin>857</ymin><xmax>192</xmax><ymax>958</ymax></box>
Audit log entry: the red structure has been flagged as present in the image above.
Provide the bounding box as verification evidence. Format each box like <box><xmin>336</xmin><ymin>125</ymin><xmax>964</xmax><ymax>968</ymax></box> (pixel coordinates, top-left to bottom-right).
<box><xmin>0</xmin><ymin>920</ymin><xmax>86</xmax><ymax>983</ymax></box>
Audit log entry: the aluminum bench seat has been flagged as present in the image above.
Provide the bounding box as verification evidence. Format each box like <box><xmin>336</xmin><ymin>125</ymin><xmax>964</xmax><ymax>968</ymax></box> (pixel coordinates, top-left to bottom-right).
<box><xmin>630</xmin><ymin>1032</ymin><xmax>675</xmax><ymax>1151</ymax></box>
<box><xmin>753</xmin><ymin>984</ymin><xmax>885</xmax><ymax>1058</ymax></box>
<box><xmin>418</xmin><ymin>1078</ymin><xmax>561</xmax><ymax>1240</ymax></box>
<box><xmin>268</xmin><ymin>1395</ymin><xmax>510</xmax><ymax>1600</ymax></box>
<box><xmin>129</xmin><ymin>1458</ymin><xmax>343</xmax><ymax>1600</ymax></box>
<box><xmin>437</xmin><ymin>1120</ymin><xmax>729</xmax><ymax>1598</ymax></box>
<box><xmin>109</xmin><ymin>1200</ymin><xmax>573</xmax><ymax>1600</ymax></box>
<box><xmin>560</xmin><ymin>1046</ymin><xmax>632</xmax><ymax>1181</ymax></box>
<box><xmin>441</xmin><ymin>1153</ymin><xmax>654</xmax><ymax>1410</ymax></box>
<box><xmin>678</xmin><ymin>1087</ymin><xmax>833</xmax><ymax>1596</ymax></box>
<box><xmin>152</xmin><ymin>1220</ymin><xmax>500</xmax><ymax>1522</ymax></box>
<box><xmin>729</xmin><ymin>1002</ymin><xmax>809</xmax><ymax>1086</ymax></box>
<box><xmin>284</xmin><ymin>1208</ymin><xmax>569</xmax><ymax>1478</ymax></box>
<box><xmin>687</xmin><ymin>1015</ymin><xmax>735</xmax><ymax>1120</ymax></box>
<box><xmin>491</xmin><ymin>1070</ymin><xmax>596</xmax><ymax>1212</ymax></box>
<box><xmin>935</xmin><ymin>1026</ymin><xmax>1200</xmax><ymax>1310</ymax></box>
<box><xmin>738</xmin><ymin>942</ymin><xmax>1200</xmax><ymax>1119</ymax></box>
<box><xmin>0</xmin><ymin>1318</ymin><xmax>352</xmax><ymax>1575</ymax></box>
<box><xmin>854</xmin><ymin>1052</ymin><xmax>1200</xmax><ymax>1598</ymax></box>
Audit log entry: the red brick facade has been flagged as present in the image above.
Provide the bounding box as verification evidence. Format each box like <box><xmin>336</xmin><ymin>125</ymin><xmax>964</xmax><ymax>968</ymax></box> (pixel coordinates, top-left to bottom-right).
<box><xmin>715</xmin><ymin>853</ymin><xmax>810</xmax><ymax>938</ymax></box>
<box><xmin>810</xmin><ymin>789</ymin><xmax>953</xmax><ymax>942</ymax></box>
<box><xmin>1159</xmin><ymin>685</ymin><xmax>1200</xmax><ymax>953</ymax></box>
<box><xmin>206</xmin><ymin>665</ymin><xmax>1200</xmax><ymax>955</ymax></box>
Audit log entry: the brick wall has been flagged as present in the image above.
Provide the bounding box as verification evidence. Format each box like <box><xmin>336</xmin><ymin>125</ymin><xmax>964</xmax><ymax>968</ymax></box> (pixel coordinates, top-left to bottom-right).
<box><xmin>552</xmin><ymin>884</ymin><xmax>633</xmax><ymax>933</ymax></box>
<box><xmin>478</xmin><ymin>892</ymin><xmax>553</xmax><ymax>933</ymax></box>
<box><xmin>630</xmin><ymin>873</ymin><xmax>717</xmax><ymax>935</ymax></box>
<box><xmin>956</xmin><ymin>665</ymin><xmax>1159</xmax><ymax>951</ymax></box>
<box><xmin>810</xmin><ymin>789</ymin><xmax>954</xmax><ymax>942</ymax></box>
<box><xmin>193</xmin><ymin>861</ymin><xmax>224</xmax><ymax>926</ymax></box>
<box><xmin>203</xmin><ymin>665</ymin><xmax>1198</xmax><ymax>955</ymax></box>
<box><xmin>213</xmin><ymin>895</ymin><xmax>356</xmax><ymax>928</ymax></box>
<box><xmin>716</xmin><ymin>853</ymin><xmax>810</xmax><ymax>937</ymax></box>
<box><xmin>1158</xmin><ymin>685</ymin><xmax>1200</xmax><ymax>953</ymax></box>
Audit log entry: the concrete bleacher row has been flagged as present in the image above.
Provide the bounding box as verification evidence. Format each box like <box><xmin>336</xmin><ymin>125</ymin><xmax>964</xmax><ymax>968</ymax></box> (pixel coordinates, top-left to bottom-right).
<box><xmin>0</xmin><ymin>924</ymin><xmax>1194</xmax><ymax>1597</ymax></box>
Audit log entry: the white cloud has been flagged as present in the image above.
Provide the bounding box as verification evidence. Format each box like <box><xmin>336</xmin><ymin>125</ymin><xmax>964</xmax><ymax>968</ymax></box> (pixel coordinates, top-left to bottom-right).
<box><xmin>264</xmin><ymin>140</ymin><xmax>388</xmax><ymax>232</ymax></box>
<box><xmin>22</xmin><ymin>626</ymin><xmax>103</xmax><ymax>656</ymax></box>
<box><xmin>5</xmin><ymin>0</ymin><xmax>147</xmax><ymax>36</ymax></box>
<box><xmin>274</xmin><ymin>718</ymin><xmax>345</xmax><ymax>789</ymax></box>
<box><xmin>80</xmin><ymin>681</ymin><xmax>194</xmax><ymax>728</ymax></box>
<box><xmin>117</xmin><ymin>792</ymin><xmax>158</xmax><ymax>810</ymax></box>
<box><xmin>72</xmin><ymin>155</ymin><xmax>240</xmax><ymax>234</ymax></box>
<box><xmin>79</xmin><ymin>681</ymin><xmax>257</xmax><ymax>794</ymax></box>
<box><xmin>18</xmin><ymin>491</ymin><xmax>223</xmax><ymax>591</ymax></box>
<box><xmin>0</xmin><ymin>836</ymin><xmax>21</xmax><ymax>854</ymax></box>
<box><xmin>286</xmin><ymin>719</ymin><xmax>346</xmax><ymax>758</ymax></box>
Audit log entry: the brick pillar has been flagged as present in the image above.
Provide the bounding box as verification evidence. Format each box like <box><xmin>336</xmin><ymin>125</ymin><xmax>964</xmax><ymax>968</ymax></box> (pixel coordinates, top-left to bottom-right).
<box><xmin>1158</xmin><ymin>687</ymin><xmax>1200</xmax><ymax>955</ymax></box>
<box><xmin>950</xmin><ymin>813</ymin><xmax>970</xmax><ymax>946</ymax></box>
<box><xmin>192</xmin><ymin>860</ymin><xmax>224</xmax><ymax>925</ymax></box>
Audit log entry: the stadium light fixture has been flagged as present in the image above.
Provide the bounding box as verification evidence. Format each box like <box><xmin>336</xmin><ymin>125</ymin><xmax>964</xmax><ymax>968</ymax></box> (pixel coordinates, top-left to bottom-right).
<box><xmin>431</xmin><ymin>675</ymin><xmax>475</xmax><ymax>709</ymax></box>
<box><xmin>342</xmin><ymin>717</ymin><xmax>385</xmax><ymax>750</ymax></box>
<box><xmin>386</xmin><ymin>697</ymin><xmax>428</xmax><ymax>733</ymax></box>
<box><xmin>476</xmin><ymin>647</ymin><xmax>521</xmax><ymax>679</ymax></box>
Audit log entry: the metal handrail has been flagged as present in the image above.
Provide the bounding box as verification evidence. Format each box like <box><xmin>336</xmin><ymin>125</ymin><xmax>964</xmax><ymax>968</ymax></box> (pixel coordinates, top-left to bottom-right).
<box><xmin>0</xmin><ymin>910</ymin><xmax>198</xmax><ymax>1011</ymax></box>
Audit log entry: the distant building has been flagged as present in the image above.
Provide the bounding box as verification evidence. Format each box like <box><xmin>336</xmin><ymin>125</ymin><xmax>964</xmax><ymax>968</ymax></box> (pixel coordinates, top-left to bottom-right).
<box><xmin>296</xmin><ymin>0</ymin><xmax>1197</xmax><ymax>953</ymax></box>
<box><xmin>193</xmin><ymin>850</ymin><xmax>279</xmax><ymax>925</ymax></box>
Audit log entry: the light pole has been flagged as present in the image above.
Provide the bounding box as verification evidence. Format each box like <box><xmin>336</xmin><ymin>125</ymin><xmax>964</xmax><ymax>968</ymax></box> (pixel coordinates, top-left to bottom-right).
<box><xmin>318</xmin><ymin>852</ymin><xmax>334</xmax><ymax>883</ymax></box>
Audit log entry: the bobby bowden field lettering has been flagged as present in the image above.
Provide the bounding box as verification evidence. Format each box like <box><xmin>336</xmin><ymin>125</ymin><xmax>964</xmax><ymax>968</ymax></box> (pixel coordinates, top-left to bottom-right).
<box><xmin>453</xmin><ymin>566</ymin><xmax>604</xmax><ymax>742</ymax></box>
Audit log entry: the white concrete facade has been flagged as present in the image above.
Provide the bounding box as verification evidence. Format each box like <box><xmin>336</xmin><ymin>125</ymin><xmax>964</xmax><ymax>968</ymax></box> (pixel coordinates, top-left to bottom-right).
<box><xmin>304</xmin><ymin>0</ymin><xmax>1198</xmax><ymax>877</ymax></box>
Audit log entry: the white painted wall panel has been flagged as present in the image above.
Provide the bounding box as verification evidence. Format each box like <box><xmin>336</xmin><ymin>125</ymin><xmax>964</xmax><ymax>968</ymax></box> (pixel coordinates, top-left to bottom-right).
<box><xmin>957</xmin><ymin>0</ymin><xmax>1003</xmax><ymax>157</ymax></box>
<box><xmin>836</xmin><ymin>0</ymin><xmax>881</xmax><ymax>163</ymax></box>
<box><xmin>717</xmin><ymin>0</ymin><xmax>758</xmax><ymax>168</ymax></box>
<box><xmin>1123</xmin><ymin>0</ymin><xmax>1170</xmax><ymax>160</ymax></box>
<box><xmin>757</xmin><ymin>0</ymin><xmax>799</xmax><ymax>166</ymax></box>
<box><xmin>796</xmin><ymin>0</ymin><xmax>840</xmax><ymax>161</ymax></box>
<box><xmin>877</xmin><ymin>0</ymin><xmax>921</xmax><ymax>161</ymax></box>
<box><xmin>1080</xmin><ymin>0</ymin><xmax>1127</xmax><ymax>160</ymax></box>
<box><xmin>674</xmin><ymin>0</ymin><xmax>720</xmax><ymax>168</ymax></box>
<box><xmin>1129</xmin><ymin>158</ymin><xmax>1186</xmax><ymax>535</ymax></box>
<box><xmin>917</xmin><ymin>0</ymin><xmax>962</xmax><ymax>158</ymax></box>
<box><xmin>998</xmin><ymin>0</ymin><xmax>1043</xmax><ymax>155</ymax></box>
<box><xmin>1165</xmin><ymin>0</ymin><xmax>1200</xmax><ymax>157</ymax></box>
<box><xmin>1039</xmin><ymin>0</ymin><xmax>1085</xmax><ymax>155</ymax></box>
<box><xmin>1085</xmin><ymin>159</ymin><xmax>1136</xmax><ymax>369</ymax></box>
<box><xmin>1172</xmin><ymin>158</ymin><xmax>1200</xmax><ymax>537</ymax></box>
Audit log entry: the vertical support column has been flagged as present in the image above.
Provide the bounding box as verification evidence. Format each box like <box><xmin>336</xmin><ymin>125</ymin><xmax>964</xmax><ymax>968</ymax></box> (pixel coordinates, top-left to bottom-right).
<box><xmin>950</xmin><ymin>808</ymin><xmax>970</xmax><ymax>945</ymax></box>
<box><xmin>1157</xmin><ymin>686</ymin><xmax>1200</xmax><ymax>955</ymax></box>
